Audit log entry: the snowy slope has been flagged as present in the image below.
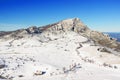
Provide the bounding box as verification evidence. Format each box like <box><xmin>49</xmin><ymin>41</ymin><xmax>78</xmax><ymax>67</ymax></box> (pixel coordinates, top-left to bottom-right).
<box><xmin>0</xmin><ymin>32</ymin><xmax>120</xmax><ymax>80</ymax></box>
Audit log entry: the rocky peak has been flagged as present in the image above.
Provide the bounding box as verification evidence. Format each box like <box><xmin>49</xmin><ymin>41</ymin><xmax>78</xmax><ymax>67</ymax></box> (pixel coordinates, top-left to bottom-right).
<box><xmin>0</xmin><ymin>18</ymin><xmax>89</xmax><ymax>37</ymax></box>
<box><xmin>40</xmin><ymin>18</ymin><xmax>89</xmax><ymax>34</ymax></box>
<box><xmin>60</xmin><ymin>18</ymin><xmax>79</xmax><ymax>24</ymax></box>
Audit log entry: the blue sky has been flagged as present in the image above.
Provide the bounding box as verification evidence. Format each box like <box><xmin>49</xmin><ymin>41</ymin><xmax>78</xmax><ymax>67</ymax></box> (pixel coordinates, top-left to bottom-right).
<box><xmin>0</xmin><ymin>0</ymin><xmax>120</xmax><ymax>32</ymax></box>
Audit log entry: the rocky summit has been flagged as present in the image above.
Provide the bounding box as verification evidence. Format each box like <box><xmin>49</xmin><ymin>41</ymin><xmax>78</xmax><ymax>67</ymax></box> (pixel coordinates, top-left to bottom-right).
<box><xmin>0</xmin><ymin>18</ymin><xmax>120</xmax><ymax>80</ymax></box>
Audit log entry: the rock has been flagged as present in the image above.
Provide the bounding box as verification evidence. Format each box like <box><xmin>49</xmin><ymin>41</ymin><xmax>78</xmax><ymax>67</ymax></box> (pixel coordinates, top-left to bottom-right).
<box><xmin>26</xmin><ymin>26</ymin><xmax>40</xmax><ymax>34</ymax></box>
<box><xmin>18</xmin><ymin>75</ymin><xmax>24</xmax><ymax>77</ymax></box>
<box><xmin>0</xmin><ymin>75</ymin><xmax>6</xmax><ymax>79</ymax></box>
<box><xmin>97</xmin><ymin>47</ymin><xmax>111</xmax><ymax>53</ymax></box>
<box><xmin>0</xmin><ymin>59</ymin><xmax>5</xmax><ymax>69</ymax></box>
<box><xmin>34</xmin><ymin>70</ymin><xmax>46</xmax><ymax>76</ymax></box>
<box><xmin>114</xmin><ymin>66</ymin><xmax>118</xmax><ymax>69</ymax></box>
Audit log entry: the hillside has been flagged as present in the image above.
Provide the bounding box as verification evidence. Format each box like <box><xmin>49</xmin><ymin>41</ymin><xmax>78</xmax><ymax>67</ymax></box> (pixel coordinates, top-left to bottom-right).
<box><xmin>0</xmin><ymin>18</ymin><xmax>120</xmax><ymax>80</ymax></box>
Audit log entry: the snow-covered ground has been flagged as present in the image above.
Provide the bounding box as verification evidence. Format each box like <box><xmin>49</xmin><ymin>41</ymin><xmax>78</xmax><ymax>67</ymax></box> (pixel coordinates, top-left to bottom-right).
<box><xmin>0</xmin><ymin>32</ymin><xmax>120</xmax><ymax>80</ymax></box>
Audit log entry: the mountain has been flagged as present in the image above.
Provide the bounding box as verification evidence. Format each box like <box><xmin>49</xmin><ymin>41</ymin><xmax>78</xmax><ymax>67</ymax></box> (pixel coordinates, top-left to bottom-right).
<box><xmin>0</xmin><ymin>18</ymin><xmax>120</xmax><ymax>80</ymax></box>
<box><xmin>0</xmin><ymin>18</ymin><xmax>120</xmax><ymax>52</ymax></box>
<box><xmin>0</xmin><ymin>18</ymin><xmax>89</xmax><ymax>37</ymax></box>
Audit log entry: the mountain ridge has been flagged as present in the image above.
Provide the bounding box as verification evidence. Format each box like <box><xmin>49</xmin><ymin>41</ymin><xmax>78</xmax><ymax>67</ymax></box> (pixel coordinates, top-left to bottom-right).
<box><xmin>0</xmin><ymin>18</ymin><xmax>89</xmax><ymax>35</ymax></box>
<box><xmin>0</xmin><ymin>18</ymin><xmax>120</xmax><ymax>52</ymax></box>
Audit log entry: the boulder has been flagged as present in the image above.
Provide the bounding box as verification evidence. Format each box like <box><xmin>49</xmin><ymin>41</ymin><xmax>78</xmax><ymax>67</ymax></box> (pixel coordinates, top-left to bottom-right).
<box><xmin>0</xmin><ymin>59</ymin><xmax>5</xmax><ymax>69</ymax></box>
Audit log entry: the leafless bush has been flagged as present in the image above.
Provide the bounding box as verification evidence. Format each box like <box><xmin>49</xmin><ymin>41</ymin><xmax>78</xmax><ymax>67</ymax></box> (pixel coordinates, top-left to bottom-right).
<box><xmin>62</xmin><ymin>63</ymin><xmax>81</xmax><ymax>74</ymax></box>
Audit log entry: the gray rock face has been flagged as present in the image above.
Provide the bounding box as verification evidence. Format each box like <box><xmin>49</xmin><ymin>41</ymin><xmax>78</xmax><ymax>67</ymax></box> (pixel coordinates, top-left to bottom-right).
<box><xmin>44</xmin><ymin>18</ymin><xmax>89</xmax><ymax>33</ymax></box>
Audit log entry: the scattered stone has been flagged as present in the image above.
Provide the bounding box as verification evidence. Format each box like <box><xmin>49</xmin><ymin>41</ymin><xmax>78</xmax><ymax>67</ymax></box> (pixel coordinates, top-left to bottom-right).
<box><xmin>0</xmin><ymin>75</ymin><xmax>6</xmax><ymax>79</ymax></box>
<box><xmin>34</xmin><ymin>70</ymin><xmax>46</xmax><ymax>76</ymax></box>
<box><xmin>18</xmin><ymin>75</ymin><xmax>24</xmax><ymax>77</ymax></box>
<box><xmin>97</xmin><ymin>47</ymin><xmax>111</xmax><ymax>53</ymax></box>
<box><xmin>114</xmin><ymin>66</ymin><xmax>118</xmax><ymax>69</ymax></box>
<box><xmin>0</xmin><ymin>59</ymin><xmax>5</xmax><ymax>69</ymax></box>
<box><xmin>103</xmin><ymin>63</ymin><xmax>109</xmax><ymax>67</ymax></box>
